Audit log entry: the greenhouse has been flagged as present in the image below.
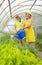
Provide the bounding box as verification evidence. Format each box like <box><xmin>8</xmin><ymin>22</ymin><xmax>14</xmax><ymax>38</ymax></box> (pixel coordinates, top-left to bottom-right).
<box><xmin>0</xmin><ymin>0</ymin><xmax>42</xmax><ymax>65</ymax></box>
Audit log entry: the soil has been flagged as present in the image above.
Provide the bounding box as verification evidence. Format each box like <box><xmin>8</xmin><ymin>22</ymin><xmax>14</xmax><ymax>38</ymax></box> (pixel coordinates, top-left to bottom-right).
<box><xmin>37</xmin><ymin>51</ymin><xmax>42</xmax><ymax>61</ymax></box>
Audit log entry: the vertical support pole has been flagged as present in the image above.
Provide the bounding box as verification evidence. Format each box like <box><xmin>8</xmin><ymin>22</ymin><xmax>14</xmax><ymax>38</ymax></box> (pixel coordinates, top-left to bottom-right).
<box><xmin>8</xmin><ymin>0</ymin><xmax>12</xmax><ymax>19</ymax></box>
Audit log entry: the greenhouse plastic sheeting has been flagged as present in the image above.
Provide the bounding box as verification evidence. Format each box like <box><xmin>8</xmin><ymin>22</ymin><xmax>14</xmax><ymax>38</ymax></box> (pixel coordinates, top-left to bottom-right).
<box><xmin>0</xmin><ymin>0</ymin><xmax>42</xmax><ymax>35</ymax></box>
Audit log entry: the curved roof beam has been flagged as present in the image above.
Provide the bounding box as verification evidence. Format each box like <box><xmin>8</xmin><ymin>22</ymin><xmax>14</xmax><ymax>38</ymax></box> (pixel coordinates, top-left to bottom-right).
<box><xmin>0</xmin><ymin>0</ymin><xmax>5</xmax><ymax>7</ymax></box>
<box><xmin>30</xmin><ymin>0</ymin><xmax>37</xmax><ymax>10</ymax></box>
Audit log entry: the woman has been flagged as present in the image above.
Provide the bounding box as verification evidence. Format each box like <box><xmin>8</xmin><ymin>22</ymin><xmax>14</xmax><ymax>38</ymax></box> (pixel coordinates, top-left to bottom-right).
<box><xmin>21</xmin><ymin>10</ymin><xmax>35</xmax><ymax>47</ymax></box>
<box><xmin>14</xmin><ymin>14</ymin><xmax>25</xmax><ymax>46</ymax></box>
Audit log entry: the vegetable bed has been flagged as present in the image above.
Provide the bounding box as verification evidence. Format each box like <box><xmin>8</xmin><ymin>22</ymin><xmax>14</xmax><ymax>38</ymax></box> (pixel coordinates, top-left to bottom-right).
<box><xmin>0</xmin><ymin>34</ymin><xmax>42</xmax><ymax>65</ymax></box>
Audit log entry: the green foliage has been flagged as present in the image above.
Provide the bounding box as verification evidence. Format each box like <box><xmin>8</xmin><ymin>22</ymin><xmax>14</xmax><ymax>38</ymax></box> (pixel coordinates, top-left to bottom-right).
<box><xmin>0</xmin><ymin>39</ymin><xmax>42</xmax><ymax>65</ymax></box>
<box><xmin>0</xmin><ymin>34</ymin><xmax>42</xmax><ymax>65</ymax></box>
<box><xmin>0</xmin><ymin>33</ymin><xmax>10</xmax><ymax>44</ymax></box>
<box><xmin>35</xmin><ymin>39</ymin><xmax>42</xmax><ymax>51</ymax></box>
<box><xmin>28</xmin><ymin>46</ymin><xmax>38</xmax><ymax>56</ymax></box>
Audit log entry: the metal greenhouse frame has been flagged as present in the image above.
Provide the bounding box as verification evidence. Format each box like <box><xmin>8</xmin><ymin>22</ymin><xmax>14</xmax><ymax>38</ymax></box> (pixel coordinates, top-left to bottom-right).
<box><xmin>0</xmin><ymin>0</ymin><xmax>42</xmax><ymax>38</ymax></box>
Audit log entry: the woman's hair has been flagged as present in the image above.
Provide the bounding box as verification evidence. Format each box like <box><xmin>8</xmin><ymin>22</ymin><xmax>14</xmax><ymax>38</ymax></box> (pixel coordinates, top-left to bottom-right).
<box><xmin>15</xmin><ymin>14</ymin><xmax>20</xmax><ymax>18</ymax></box>
<box><xmin>26</xmin><ymin>10</ymin><xmax>32</xmax><ymax>15</ymax></box>
<box><xmin>15</xmin><ymin>14</ymin><xmax>21</xmax><ymax>21</ymax></box>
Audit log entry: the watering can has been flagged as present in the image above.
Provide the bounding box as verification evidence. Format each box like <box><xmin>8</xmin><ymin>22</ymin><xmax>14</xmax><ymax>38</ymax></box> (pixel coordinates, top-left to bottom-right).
<box><xmin>15</xmin><ymin>29</ymin><xmax>26</xmax><ymax>40</ymax></box>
